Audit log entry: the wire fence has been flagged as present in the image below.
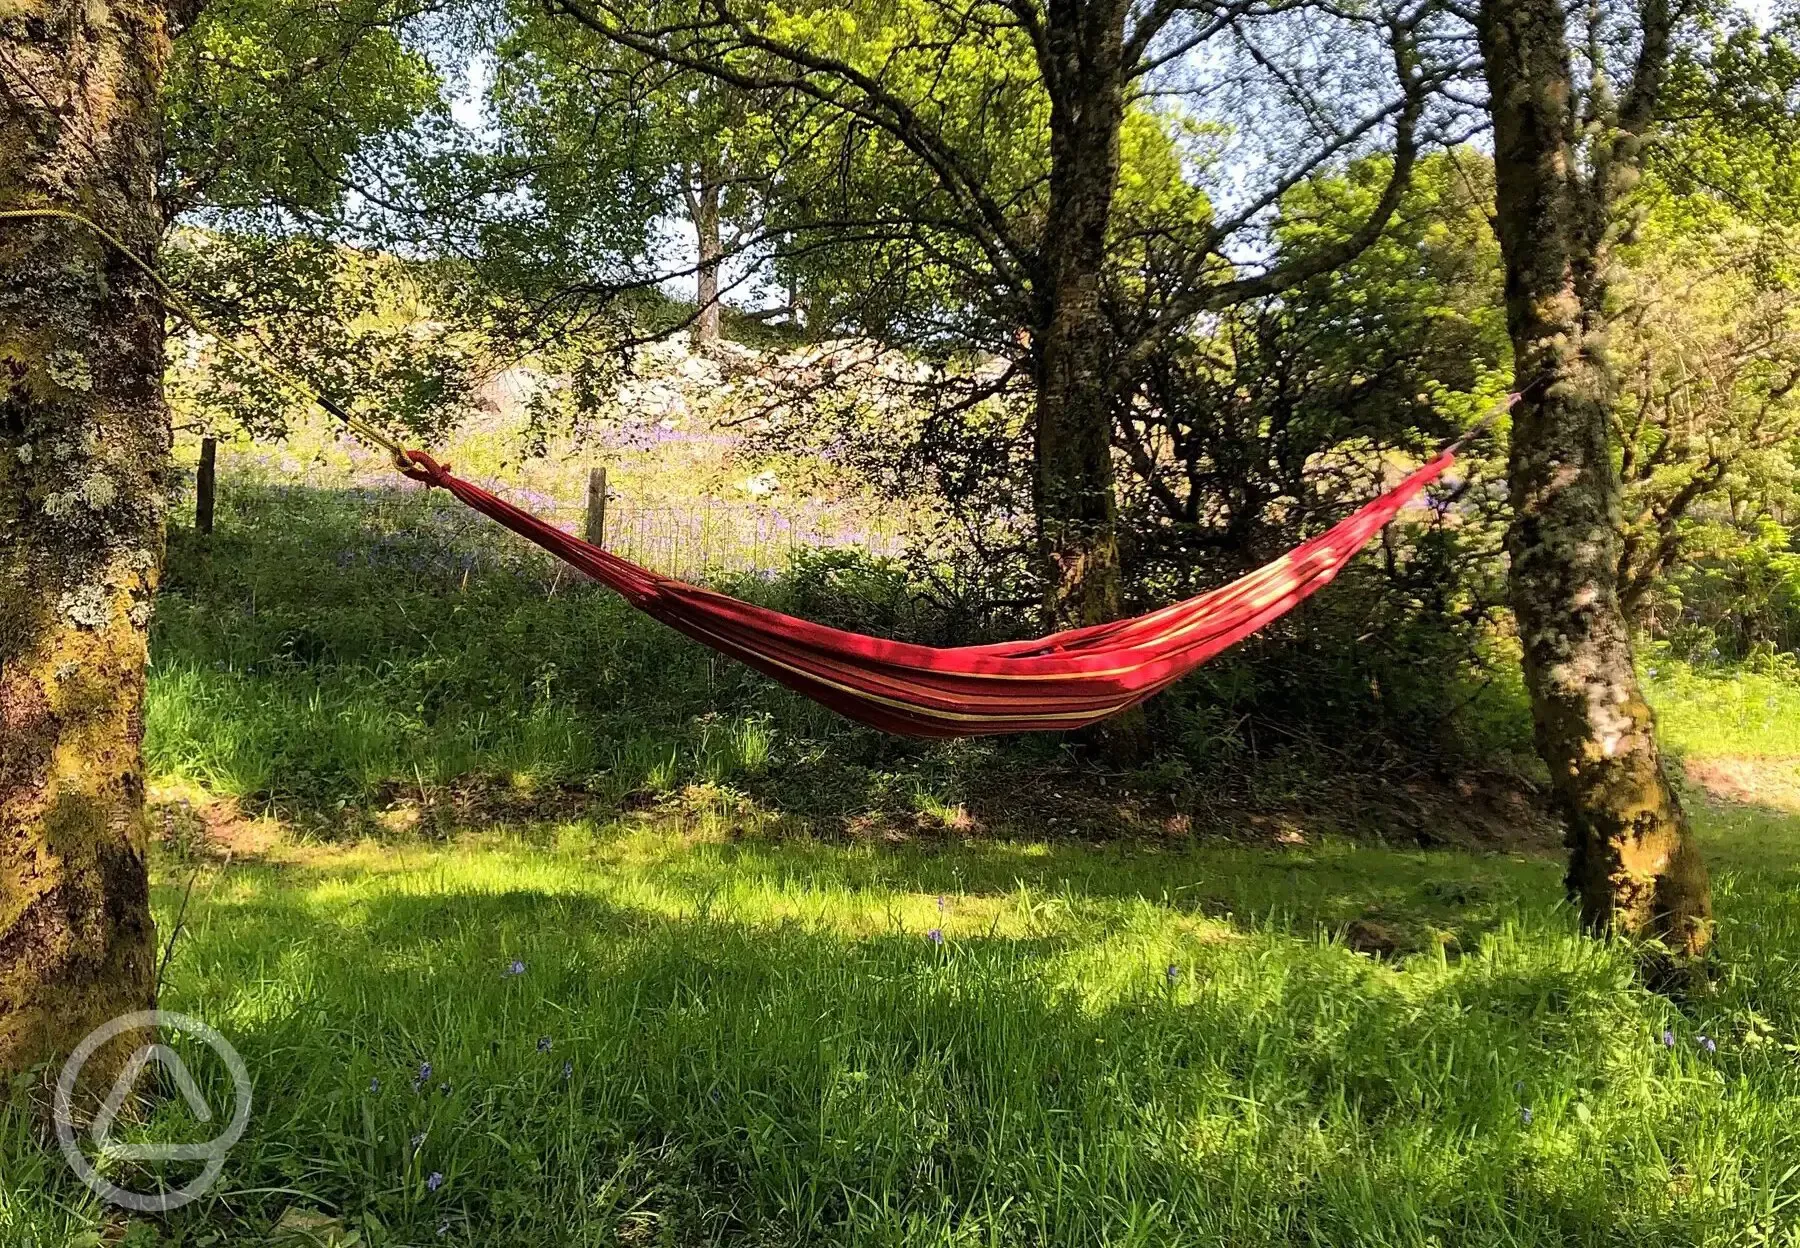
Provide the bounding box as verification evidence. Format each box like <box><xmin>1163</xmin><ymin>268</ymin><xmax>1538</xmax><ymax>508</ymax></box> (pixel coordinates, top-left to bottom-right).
<box><xmin>200</xmin><ymin>474</ymin><xmax>913</xmax><ymax>581</ymax></box>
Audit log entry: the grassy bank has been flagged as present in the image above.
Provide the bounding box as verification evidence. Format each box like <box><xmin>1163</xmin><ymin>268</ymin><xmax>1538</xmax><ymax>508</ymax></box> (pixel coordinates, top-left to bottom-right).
<box><xmin>143</xmin><ymin>477</ymin><xmax>1531</xmax><ymax>840</ymax></box>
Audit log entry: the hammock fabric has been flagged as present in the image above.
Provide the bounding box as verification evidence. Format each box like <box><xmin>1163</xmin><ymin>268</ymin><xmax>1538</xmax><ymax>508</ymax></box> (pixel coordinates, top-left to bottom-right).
<box><xmin>399</xmin><ymin>449</ymin><xmax>1458</xmax><ymax>737</ymax></box>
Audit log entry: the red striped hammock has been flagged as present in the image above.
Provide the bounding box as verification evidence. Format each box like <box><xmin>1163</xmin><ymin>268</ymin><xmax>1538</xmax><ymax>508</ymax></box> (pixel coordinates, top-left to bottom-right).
<box><xmin>399</xmin><ymin>449</ymin><xmax>1458</xmax><ymax>737</ymax></box>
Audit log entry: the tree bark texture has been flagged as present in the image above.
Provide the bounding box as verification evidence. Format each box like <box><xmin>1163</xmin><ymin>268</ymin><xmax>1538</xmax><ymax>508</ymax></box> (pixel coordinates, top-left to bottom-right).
<box><xmin>1479</xmin><ymin>0</ymin><xmax>1711</xmax><ymax>958</ymax></box>
<box><xmin>0</xmin><ymin>0</ymin><xmax>175</xmax><ymax>1080</ymax></box>
<box><xmin>1033</xmin><ymin>0</ymin><xmax>1130</xmax><ymax>633</ymax></box>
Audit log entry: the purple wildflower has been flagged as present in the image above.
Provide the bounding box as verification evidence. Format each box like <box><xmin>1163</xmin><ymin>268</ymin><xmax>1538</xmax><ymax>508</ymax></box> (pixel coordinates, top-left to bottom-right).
<box><xmin>368</xmin><ymin>1077</ymin><xmax>381</xmax><ymax>1093</ymax></box>
<box><xmin>561</xmin><ymin>1059</ymin><xmax>573</xmax><ymax>1081</ymax></box>
<box><xmin>1165</xmin><ymin>964</ymin><xmax>1181</xmax><ymax>986</ymax></box>
<box><xmin>1699</xmin><ymin>1034</ymin><xmax>1717</xmax><ymax>1053</ymax></box>
<box><xmin>505</xmin><ymin>959</ymin><xmax>526</xmax><ymax>976</ymax></box>
<box><xmin>1662</xmin><ymin>1029</ymin><xmax>1676</xmax><ymax>1048</ymax></box>
<box><xmin>1519</xmin><ymin>1107</ymin><xmax>1533</xmax><ymax>1126</ymax></box>
<box><xmin>927</xmin><ymin>928</ymin><xmax>945</xmax><ymax>946</ymax></box>
<box><xmin>426</xmin><ymin>1171</ymin><xmax>444</xmax><ymax>1192</ymax></box>
<box><xmin>411</xmin><ymin>1132</ymin><xmax>426</xmax><ymax>1153</ymax></box>
<box><xmin>936</xmin><ymin>895</ymin><xmax>947</xmax><ymax>915</ymax></box>
<box><xmin>537</xmin><ymin>1036</ymin><xmax>554</xmax><ymax>1053</ymax></box>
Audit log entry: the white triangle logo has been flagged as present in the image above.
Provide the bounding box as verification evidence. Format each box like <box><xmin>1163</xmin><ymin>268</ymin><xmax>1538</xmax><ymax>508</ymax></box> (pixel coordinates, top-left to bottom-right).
<box><xmin>90</xmin><ymin>1043</ymin><xmax>219</xmax><ymax>1162</ymax></box>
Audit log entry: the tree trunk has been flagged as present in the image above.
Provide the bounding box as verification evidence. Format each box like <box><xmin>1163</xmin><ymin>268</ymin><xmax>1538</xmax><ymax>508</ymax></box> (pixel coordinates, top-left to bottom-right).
<box><xmin>0</xmin><ymin>0</ymin><xmax>176</xmax><ymax>1084</ymax></box>
<box><xmin>1034</xmin><ymin>0</ymin><xmax>1129</xmax><ymax>632</ymax></box>
<box><xmin>1032</xmin><ymin>0</ymin><xmax>1145</xmax><ymax>759</ymax></box>
<box><xmin>691</xmin><ymin>175</ymin><xmax>722</xmax><ymax>347</ymax></box>
<box><xmin>1479</xmin><ymin>0</ymin><xmax>1711</xmax><ymax>961</ymax></box>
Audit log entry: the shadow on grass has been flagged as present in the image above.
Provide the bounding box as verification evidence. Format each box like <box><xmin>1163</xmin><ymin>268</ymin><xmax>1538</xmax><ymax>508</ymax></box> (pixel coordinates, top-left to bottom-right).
<box><xmin>40</xmin><ymin>864</ymin><xmax>1756</xmax><ymax>1248</ymax></box>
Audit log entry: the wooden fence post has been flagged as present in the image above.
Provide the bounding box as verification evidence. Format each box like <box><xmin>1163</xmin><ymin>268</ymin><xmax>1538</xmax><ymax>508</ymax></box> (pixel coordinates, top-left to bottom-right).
<box><xmin>585</xmin><ymin>466</ymin><xmax>608</xmax><ymax>546</ymax></box>
<box><xmin>196</xmin><ymin>436</ymin><xmax>217</xmax><ymax>536</ymax></box>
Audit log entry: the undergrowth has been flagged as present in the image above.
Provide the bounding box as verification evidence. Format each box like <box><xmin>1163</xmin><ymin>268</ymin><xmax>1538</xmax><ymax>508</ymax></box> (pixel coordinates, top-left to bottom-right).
<box><xmin>146</xmin><ymin>482</ymin><xmax>1533</xmax><ymax>834</ymax></box>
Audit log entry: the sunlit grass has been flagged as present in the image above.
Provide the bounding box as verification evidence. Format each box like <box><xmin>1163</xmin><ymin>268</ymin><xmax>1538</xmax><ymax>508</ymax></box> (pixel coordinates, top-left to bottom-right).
<box><xmin>1646</xmin><ymin>659</ymin><xmax>1800</xmax><ymax>760</ymax></box>
<box><xmin>7</xmin><ymin>808</ymin><xmax>1800</xmax><ymax>1246</ymax></box>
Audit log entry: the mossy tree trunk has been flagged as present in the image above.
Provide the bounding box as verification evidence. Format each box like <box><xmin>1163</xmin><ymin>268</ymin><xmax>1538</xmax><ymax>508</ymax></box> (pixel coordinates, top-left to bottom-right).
<box><xmin>1478</xmin><ymin>0</ymin><xmax>1712</xmax><ymax>961</ymax></box>
<box><xmin>1</xmin><ymin>0</ymin><xmax>184</xmax><ymax>1081</ymax></box>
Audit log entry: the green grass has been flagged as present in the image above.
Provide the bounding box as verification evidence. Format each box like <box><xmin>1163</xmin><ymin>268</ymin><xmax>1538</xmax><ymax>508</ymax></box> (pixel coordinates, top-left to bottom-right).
<box><xmin>7</xmin><ymin>812</ymin><xmax>1800</xmax><ymax>1246</ymax></box>
<box><xmin>144</xmin><ymin>482</ymin><xmax>955</xmax><ymax>822</ymax></box>
<box><xmin>11</xmin><ymin>492</ymin><xmax>1800</xmax><ymax>1245</ymax></box>
<box><xmin>1646</xmin><ymin>658</ymin><xmax>1800</xmax><ymax>759</ymax></box>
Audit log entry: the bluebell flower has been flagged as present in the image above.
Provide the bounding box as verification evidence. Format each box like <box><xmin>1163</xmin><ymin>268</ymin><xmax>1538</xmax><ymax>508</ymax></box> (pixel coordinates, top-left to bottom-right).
<box><xmin>1519</xmin><ymin>1107</ymin><xmax>1533</xmax><ymax>1126</ymax></box>
<box><xmin>368</xmin><ymin>1077</ymin><xmax>380</xmax><ymax>1093</ymax></box>
<box><xmin>1699</xmin><ymin>1034</ymin><xmax>1717</xmax><ymax>1053</ymax></box>
<box><xmin>427</xmin><ymin>1171</ymin><xmax>444</xmax><ymax>1192</ymax></box>
<box><xmin>1165</xmin><ymin>964</ymin><xmax>1181</xmax><ymax>986</ymax></box>
<box><xmin>936</xmin><ymin>895</ymin><xmax>947</xmax><ymax>914</ymax></box>
<box><xmin>411</xmin><ymin>1132</ymin><xmax>426</xmax><ymax>1153</ymax></box>
<box><xmin>562</xmin><ymin>1059</ymin><xmax>573</xmax><ymax>1081</ymax></box>
<box><xmin>927</xmin><ymin>928</ymin><xmax>945</xmax><ymax>946</ymax></box>
<box><xmin>1662</xmin><ymin>1029</ymin><xmax>1676</xmax><ymax>1048</ymax></box>
<box><xmin>537</xmin><ymin>1036</ymin><xmax>553</xmax><ymax>1053</ymax></box>
<box><xmin>505</xmin><ymin>959</ymin><xmax>526</xmax><ymax>976</ymax></box>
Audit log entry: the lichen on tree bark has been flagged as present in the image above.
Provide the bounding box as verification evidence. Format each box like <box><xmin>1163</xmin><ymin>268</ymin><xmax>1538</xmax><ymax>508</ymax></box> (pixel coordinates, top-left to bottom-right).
<box><xmin>1478</xmin><ymin>0</ymin><xmax>1712</xmax><ymax>963</ymax></box>
<box><xmin>1</xmin><ymin>0</ymin><xmax>182</xmax><ymax>1083</ymax></box>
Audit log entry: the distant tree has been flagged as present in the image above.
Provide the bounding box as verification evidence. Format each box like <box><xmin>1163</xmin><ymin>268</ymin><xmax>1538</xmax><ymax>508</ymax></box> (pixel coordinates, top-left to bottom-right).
<box><xmin>1607</xmin><ymin>13</ymin><xmax>1800</xmax><ymax>625</ymax></box>
<box><xmin>1612</xmin><ymin>216</ymin><xmax>1800</xmax><ymax>621</ymax></box>
<box><xmin>487</xmin><ymin>20</ymin><xmax>782</xmax><ymax>346</ymax></box>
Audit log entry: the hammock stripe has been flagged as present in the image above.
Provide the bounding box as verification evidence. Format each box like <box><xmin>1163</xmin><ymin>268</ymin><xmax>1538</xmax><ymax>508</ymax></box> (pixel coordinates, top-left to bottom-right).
<box><xmin>399</xmin><ymin>450</ymin><xmax>1458</xmax><ymax>737</ymax></box>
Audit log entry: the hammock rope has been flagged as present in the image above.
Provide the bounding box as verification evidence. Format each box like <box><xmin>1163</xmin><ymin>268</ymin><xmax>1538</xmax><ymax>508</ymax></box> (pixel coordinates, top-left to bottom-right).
<box><xmin>3</xmin><ymin>205</ymin><xmax>1507</xmax><ymax>736</ymax></box>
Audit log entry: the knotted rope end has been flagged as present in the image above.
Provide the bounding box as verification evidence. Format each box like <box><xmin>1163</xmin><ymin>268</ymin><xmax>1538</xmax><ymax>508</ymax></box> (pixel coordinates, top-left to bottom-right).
<box><xmin>400</xmin><ymin>450</ymin><xmax>451</xmax><ymax>486</ymax></box>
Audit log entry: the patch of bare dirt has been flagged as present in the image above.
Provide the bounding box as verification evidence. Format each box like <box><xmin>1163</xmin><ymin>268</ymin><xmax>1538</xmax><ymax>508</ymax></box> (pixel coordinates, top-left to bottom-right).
<box><xmin>819</xmin><ymin>764</ymin><xmax>1559</xmax><ymax>854</ymax></box>
<box><xmin>1678</xmin><ymin>756</ymin><xmax>1800</xmax><ymax>814</ymax></box>
<box><xmin>149</xmin><ymin>783</ymin><xmax>284</xmax><ymax>861</ymax></box>
<box><xmin>150</xmin><ymin>761</ymin><xmax>1560</xmax><ymax>860</ymax></box>
<box><xmin>365</xmin><ymin>775</ymin><xmax>609</xmax><ymax>835</ymax></box>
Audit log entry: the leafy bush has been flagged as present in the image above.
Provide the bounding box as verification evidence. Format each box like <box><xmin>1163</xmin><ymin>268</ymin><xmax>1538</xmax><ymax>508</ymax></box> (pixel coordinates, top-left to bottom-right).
<box><xmin>1651</xmin><ymin>519</ymin><xmax>1800</xmax><ymax>660</ymax></box>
